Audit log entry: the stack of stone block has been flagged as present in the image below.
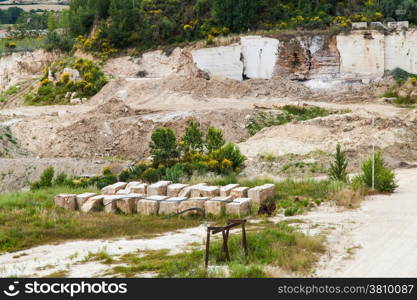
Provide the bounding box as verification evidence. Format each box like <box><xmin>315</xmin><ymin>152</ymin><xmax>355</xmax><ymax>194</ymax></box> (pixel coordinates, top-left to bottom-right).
<box><xmin>54</xmin><ymin>181</ymin><xmax>276</xmax><ymax>218</ymax></box>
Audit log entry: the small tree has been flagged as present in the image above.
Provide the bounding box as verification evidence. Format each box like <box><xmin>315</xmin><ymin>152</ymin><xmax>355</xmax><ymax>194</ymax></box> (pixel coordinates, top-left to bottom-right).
<box><xmin>329</xmin><ymin>143</ymin><xmax>348</xmax><ymax>182</ymax></box>
<box><xmin>182</xmin><ymin>120</ymin><xmax>204</xmax><ymax>153</ymax></box>
<box><xmin>359</xmin><ymin>151</ymin><xmax>398</xmax><ymax>193</ymax></box>
<box><xmin>30</xmin><ymin>166</ymin><xmax>54</xmax><ymax>190</ymax></box>
<box><xmin>150</xmin><ymin>128</ymin><xmax>179</xmax><ymax>166</ymax></box>
<box><xmin>205</xmin><ymin>126</ymin><xmax>226</xmax><ymax>152</ymax></box>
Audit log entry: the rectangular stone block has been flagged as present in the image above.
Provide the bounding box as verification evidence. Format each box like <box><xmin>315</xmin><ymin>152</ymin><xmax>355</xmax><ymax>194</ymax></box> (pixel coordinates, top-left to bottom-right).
<box><xmin>54</xmin><ymin>194</ymin><xmax>77</xmax><ymax>210</ymax></box>
<box><xmin>205</xmin><ymin>200</ymin><xmax>226</xmax><ymax>216</ymax></box>
<box><xmin>230</xmin><ymin>187</ymin><xmax>249</xmax><ymax>199</ymax></box>
<box><xmin>116</xmin><ymin>189</ymin><xmax>130</xmax><ymax>195</ymax></box>
<box><xmin>167</xmin><ymin>184</ymin><xmax>189</xmax><ymax>197</ymax></box>
<box><xmin>226</xmin><ymin>200</ymin><xmax>250</xmax><ymax>217</ymax></box>
<box><xmin>117</xmin><ymin>195</ymin><xmax>142</xmax><ymax>214</ymax></box>
<box><xmin>159</xmin><ymin>197</ymin><xmax>187</xmax><ymax>215</ymax></box>
<box><xmin>80</xmin><ymin>195</ymin><xmax>104</xmax><ymax>213</ymax></box>
<box><xmin>147</xmin><ymin>181</ymin><xmax>172</xmax><ymax>196</ymax></box>
<box><xmin>220</xmin><ymin>184</ymin><xmax>240</xmax><ymax>197</ymax></box>
<box><xmin>103</xmin><ymin>195</ymin><xmax>124</xmax><ymax>214</ymax></box>
<box><xmin>178</xmin><ymin>197</ymin><xmax>209</xmax><ymax>216</ymax></box>
<box><xmin>200</xmin><ymin>186</ymin><xmax>220</xmax><ymax>198</ymax></box>
<box><xmin>126</xmin><ymin>181</ymin><xmax>142</xmax><ymax>189</ymax></box>
<box><xmin>101</xmin><ymin>182</ymin><xmax>127</xmax><ymax>195</ymax></box>
<box><xmin>248</xmin><ymin>184</ymin><xmax>275</xmax><ymax>204</ymax></box>
<box><xmin>178</xmin><ymin>183</ymin><xmax>206</xmax><ymax>197</ymax></box>
<box><xmin>128</xmin><ymin>183</ymin><xmax>147</xmax><ymax>194</ymax></box>
<box><xmin>76</xmin><ymin>192</ymin><xmax>97</xmax><ymax>208</ymax></box>
<box><xmin>210</xmin><ymin>196</ymin><xmax>233</xmax><ymax>202</ymax></box>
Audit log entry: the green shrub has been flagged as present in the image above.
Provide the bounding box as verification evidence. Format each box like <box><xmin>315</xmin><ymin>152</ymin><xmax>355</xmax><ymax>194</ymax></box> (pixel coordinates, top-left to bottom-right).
<box><xmin>53</xmin><ymin>172</ymin><xmax>68</xmax><ymax>186</ymax></box>
<box><xmin>142</xmin><ymin>168</ymin><xmax>161</xmax><ymax>183</ymax></box>
<box><xmin>328</xmin><ymin>143</ymin><xmax>348</xmax><ymax>182</ymax></box>
<box><xmin>30</xmin><ymin>166</ymin><xmax>55</xmax><ymax>190</ymax></box>
<box><xmin>182</xmin><ymin>120</ymin><xmax>204</xmax><ymax>153</ymax></box>
<box><xmin>390</xmin><ymin>68</ymin><xmax>417</xmax><ymax>84</ymax></box>
<box><xmin>205</xmin><ymin>126</ymin><xmax>225</xmax><ymax>152</ymax></box>
<box><xmin>356</xmin><ymin>152</ymin><xmax>398</xmax><ymax>193</ymax></box>
<box><xmin>164</xmin><ymin>164</ymin><xmax>187</xmax><ymax>183</ymax></box>
<box><xmin>150</xmin><ymin>128</ymin><xmax>179</xmax><ymax>166</ymax></box>
<box><xmin>25</xmin><ymin>57</ymin><xmax>107</xmax><ymax>106</ymax></box>
<box><xmin>284</xmin><ymin>206</ymin><xmax>301</xmax><ymax>217</ymax></box>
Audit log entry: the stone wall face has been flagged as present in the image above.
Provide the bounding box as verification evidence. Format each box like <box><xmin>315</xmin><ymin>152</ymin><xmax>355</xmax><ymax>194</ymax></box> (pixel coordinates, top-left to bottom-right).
<box><xmin>241</xmin><ymin>36</ymin><xmax>279</xmax><ymax>79</ymax></box>
<box><xmin>337</xmin><ymin>31</ymin><xmax>385</xmax><ymax>77</ymax></box>
<box><xmin>190</xmin><ymin>29</ymin><xmax>417</xmax><ymax>83</ymax></box>
<box><xmin>385</xmin><ymin>30</ymin><xmax>417</xmax><ymax>74</ymax></box>
<box><xmin>191</xmin><ymin>44</ymin><xmax>243</xmax><ymax>81</ymax></box>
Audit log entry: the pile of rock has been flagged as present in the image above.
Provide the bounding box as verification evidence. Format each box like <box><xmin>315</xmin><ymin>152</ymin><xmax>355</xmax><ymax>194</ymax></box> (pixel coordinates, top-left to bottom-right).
<box><xmin>54</xmin><ymin>181</ymin><xmax>275</xmax><ymax>217</ymax></box>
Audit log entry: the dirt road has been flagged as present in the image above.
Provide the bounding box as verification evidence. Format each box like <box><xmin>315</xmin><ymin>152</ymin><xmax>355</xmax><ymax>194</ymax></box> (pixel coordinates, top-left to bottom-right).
<box><xmin>316</xmin><ymin>168</ymin><xmax>417</xmax><ymax>277</ymax></box>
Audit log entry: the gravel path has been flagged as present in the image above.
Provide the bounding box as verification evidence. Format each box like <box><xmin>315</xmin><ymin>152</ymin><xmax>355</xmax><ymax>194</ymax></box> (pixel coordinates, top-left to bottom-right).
<box><xmin>316</xmin><ymin>168</ymin><xmax>417</xmax><ymax>277</ymax></box>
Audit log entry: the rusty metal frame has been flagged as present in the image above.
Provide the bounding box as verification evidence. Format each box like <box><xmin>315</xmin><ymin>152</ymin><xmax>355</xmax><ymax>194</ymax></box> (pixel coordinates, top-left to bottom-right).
<box><xmin>205</xmin><ymin>219</ymin><xmax>248</xmax><ymax>268</ymax></box>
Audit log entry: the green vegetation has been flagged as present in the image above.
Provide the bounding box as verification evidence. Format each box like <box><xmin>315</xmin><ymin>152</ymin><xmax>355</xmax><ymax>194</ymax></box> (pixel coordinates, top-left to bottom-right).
<box><xmin>18</xmin><ymin>0</ymin><xmax>410</xmax><ymax>58</ymax></box>
<box><xmin>24</xmin><ymin>57</ymin><xmax>107</xmax><ymax>105</ymax></box>
<box><xmin>30</xmin><ymin>166</ymin><xmax>54</xmax><ymax>191</ymax></box>
<box><xmin>107</xmin><ymin>222</ymin><xmax>324</xmax><ymax>278</ymax></box>
<box><xmin>118</xmin><ymin>121</ymin><xmax>245</xmax><ymax>184</ymax></box>
<box><xmin>328</xmin><ymin>144</ymin><xmax>348</xmax><ymax>183</ymax></box>
<box><xmin>0</xmin><ymin>37</ymin><xmax>45</xmax><ymax>55</ymax></box>
<box><xmin>0</xmin><ymin>185</ymin><xmax>200</xmax><ymax>254</ymax></box>
<box><xmin>354</xmin><ymin>151</ymin><xmax>398</xmax><ymax>193</ymax></box>
<box><xmin>246</xmin><ymin>105</ymin><xmax>341</xmax><ymax>136</ymax></box>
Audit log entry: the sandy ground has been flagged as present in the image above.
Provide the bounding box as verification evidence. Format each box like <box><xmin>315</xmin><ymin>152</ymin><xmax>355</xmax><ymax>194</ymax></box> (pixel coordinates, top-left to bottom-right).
<box><xmin>0</xmin><ymin>225</ymin><xmax>207</xmax><ymax>278</ymax></box>
<box><xmin>314</xmin><ymin>168</ymin><xmax>417</xmax><ymax>277</ymax></box>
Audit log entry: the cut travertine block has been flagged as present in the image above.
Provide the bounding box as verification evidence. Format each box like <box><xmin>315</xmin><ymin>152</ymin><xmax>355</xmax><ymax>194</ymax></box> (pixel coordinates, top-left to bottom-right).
<box><xmin>54</xmin><ymin>194</ymin><xmax>77</xmax><ymax>210</ymax></box>
<box><xmin>81</xmin><ymin>195</ymin><xmax>104</xmax><ymax>213</ymax></box>
<box><xmin>167</xmin><ymin>184</ymin><xmax>189</xmax><ymax>197</ymax></box>
<box><xmin>103</xmin><ymin>195</ymin><xmax>124</xmax><ymax>213</ymax></box>
<box><xmin>137</xmin><ymin>196</ymin><xmax>169</xmax><ymax>215</ymax></box>
<box><xmin>178</xmin><ymin>197</ymin><xmax>209</xmax><ymax>216</ymax></box>
<box><xmin>117</xmin><ymin>194</ymin><xmax>143</xmax><ymax>214</ymax></box>
<box><xmin>220</xmin><ymin>184</ymin><xmax>240</xmax><ymax>197</ymax></box>
<box><xmin>126</xmin><ymin>181</ymin><xmax>141</xmax><ymax>189</ymax></box>
<box><xmin>230</xmin><ymin>187</ymin><xmax>249</xmax><ymax>199</ymax></box>
<box><xmin>116</xmin><ymin>189</ymin><xmax>130</xmax><ymax>195</ymax></box>
<box><xmin>101</xmin><ymin>182</ymin><xmax>127</xmax><ymax>195</ymax></box>
<box><xmin>147</xmin><ymin>181</ymin><xmax>172</xmax><ymax>196</ymax></box>
<box><xmin>76</xmin><ymin>193</ymin><xmax>97</xmax><ymax>208</ymax></box>
<box><xmin>200</xmin><ymin>186</ymin><xmax>220</xmax><ymax>198</ymax></box>
<box><xmin>159</xmin><ymin>197</ymin><xmax>187</xmax><ymax>215</ymax></box>
<box><xmin>205</xmin><ymin>200</ymin><xmax>228</xmax><ymax>216</ymax></box>
<box><xmin>179</xmin><ymin>183</ymin><xmax>206</xmax><ymax>197</ymax></box>
<box><xmin>226</xmin><ymin>199</ymin><xmax>251</xmax><ymax>217</ymax></box>
<box><xmin>128</xmin><ymin>183</ymin><xmax>147</xmax><ymax>195</ymax></box>
<box><xmin>248</xmin><ymin>184</ymin><xmax>275</xmax><ymax>204</ymax></box>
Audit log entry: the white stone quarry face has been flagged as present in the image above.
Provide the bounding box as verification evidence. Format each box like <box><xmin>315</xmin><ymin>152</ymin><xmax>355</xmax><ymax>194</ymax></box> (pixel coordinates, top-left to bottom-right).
<box><xmin>189</xmin><ymin>29</ymin><xmax>417</xmax><ymax>86</ymax></box>
<box><xmin>241</xmin><ymin>36</ymin><xmax>279</xmax><ymax>79</ymax></box>
<box><xmin>191</xmin><ymin>44</ymin><xmax>244</xmax><ymax>81</ymax></box>
<box><xmin>337</xmin><ymin>31</ymin><xmax>385</xmax><ymax>77</ymax></box>
<box><xmin>385</xmin><ymin>30</ymin><xmax>417</xmax><ymax>75</ymax></box>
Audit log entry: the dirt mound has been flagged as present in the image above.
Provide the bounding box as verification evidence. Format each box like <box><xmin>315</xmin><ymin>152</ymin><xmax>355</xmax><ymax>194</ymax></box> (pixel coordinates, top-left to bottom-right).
<box><xmin>89</xmin><ymin>97</ymin><xmax>136</xmax><ymax>117</ymax></box>
<box><xmin>165</xmin><ymin>76</ymin><xmax>311</xmax><ymax>99</ymax></box>
<box><xmin>240</xmin><ymin>110</ymin><xmax>417</xmax><ymax>177</ymax></box>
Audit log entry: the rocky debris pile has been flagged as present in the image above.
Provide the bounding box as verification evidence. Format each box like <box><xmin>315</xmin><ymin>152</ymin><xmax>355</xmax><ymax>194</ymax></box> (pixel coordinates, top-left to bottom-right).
<box><xmin>54</xmin><ymin>181</ymin><xmax>275</xmax><ymax>217</ymax></box>
<box><xmin>165</xmin><ymin>76</ymin><xmax>311</xmax><ymax>99</ymax></box>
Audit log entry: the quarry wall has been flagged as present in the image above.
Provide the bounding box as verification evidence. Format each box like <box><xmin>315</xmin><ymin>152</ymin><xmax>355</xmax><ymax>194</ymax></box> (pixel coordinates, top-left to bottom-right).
<box><xmin>0</xmin><ymin>49</ymin><xmax>60</xmax><ymax>90</ymax></box>
<box><xmin>191</xmin><ymin>29</ymin><xmax>417</xmax><ymax>83</ymax></box>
